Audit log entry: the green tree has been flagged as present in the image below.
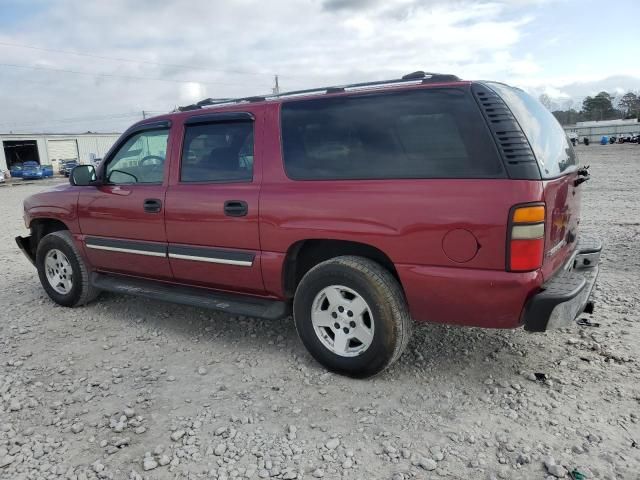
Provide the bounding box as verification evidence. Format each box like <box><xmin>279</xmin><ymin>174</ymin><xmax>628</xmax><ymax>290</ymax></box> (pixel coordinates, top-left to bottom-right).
<box><xmin>581</xmin><ymin>92</ymin><xmax>617</xmax><ymax>121</ymax></box>
<box><xmin>618</xmin><ymin>92</ymin><xmax>640</xmax><ymax>118</ymax></box>
<box><xmin>552</xmin><ymin>109</ymin><xmax>583</xmax><ymax>125</ymax></box>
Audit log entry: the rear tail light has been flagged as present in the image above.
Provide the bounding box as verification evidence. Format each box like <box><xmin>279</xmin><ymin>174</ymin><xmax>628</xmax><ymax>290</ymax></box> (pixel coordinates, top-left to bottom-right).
<box><xmin>508</xmin><ymin>204</ymin><xmax>545</xmax><ymax>272</ymax></box>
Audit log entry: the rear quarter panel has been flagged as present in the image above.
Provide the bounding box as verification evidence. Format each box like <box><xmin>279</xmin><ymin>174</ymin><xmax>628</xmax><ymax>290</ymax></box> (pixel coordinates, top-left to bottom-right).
<box><xmin>259</xmin><ymin>178</ymin><xmax>544</xmax><ymax>269</ymax></box>
<box><xmin>259</xmin><ymin>103</ymin><xmax>546</xmax><ymax>327</ymax></box>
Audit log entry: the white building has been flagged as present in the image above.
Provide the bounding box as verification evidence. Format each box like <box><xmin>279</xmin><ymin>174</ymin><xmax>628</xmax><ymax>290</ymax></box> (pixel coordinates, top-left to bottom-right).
<box><xmin>563</xmin><ymin>118</ymin><xmax>640</xmax><ymax>143</ymax></box>
<box><xmin>0</xmin><ymin>132</ymin><xmax>121</xmax><ymax>173</ymax></box>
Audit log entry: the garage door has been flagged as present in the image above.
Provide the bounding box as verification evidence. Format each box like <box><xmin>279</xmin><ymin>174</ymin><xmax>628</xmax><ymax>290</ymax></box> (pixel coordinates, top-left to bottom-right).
<box><xmin>48</xmin><ymin>139</ymin><xmax>79</xmax><ymax>162</ymax></box>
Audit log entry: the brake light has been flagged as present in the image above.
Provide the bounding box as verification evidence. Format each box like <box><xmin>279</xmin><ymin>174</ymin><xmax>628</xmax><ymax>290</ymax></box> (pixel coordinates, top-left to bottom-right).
<box><xmin>508</xmin><ymin>204</ymin><xmax>545</xmax><ymax>272</ymax></box>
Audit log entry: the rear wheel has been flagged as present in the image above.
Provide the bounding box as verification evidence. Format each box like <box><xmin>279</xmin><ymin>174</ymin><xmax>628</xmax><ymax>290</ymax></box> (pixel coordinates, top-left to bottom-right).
<box><xmin>36</xmin><ymin>230</ymin><xmax>99</xmax><ymax>307</ymax></box>
<box><xmin>293</xmin><ymin>256</ymin><xmax>412</xmax><ymax>378</ymax></box>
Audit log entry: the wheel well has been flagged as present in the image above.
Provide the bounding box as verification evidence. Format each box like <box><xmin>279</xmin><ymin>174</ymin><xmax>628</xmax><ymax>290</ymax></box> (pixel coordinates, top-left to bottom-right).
<box><xmin>29</xmin><ymin>219</ymin><xmax>68</xmax><ymax>255</ymax></box>
<box><xmin>282</xmin><ymin>239</ymin><xmax>401</xmax><ymax>298</ymax></box>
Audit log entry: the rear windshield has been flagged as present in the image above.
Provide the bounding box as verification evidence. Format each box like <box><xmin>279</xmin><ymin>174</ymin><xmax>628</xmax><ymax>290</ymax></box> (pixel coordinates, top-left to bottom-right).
<box><xmin>281</xmin><ymin>88</ymin><xmax>504</xmax><ymax>180</ymax></box>
<box><xmin>487</xmin><ymin>82</ymin><xmax>576</xmax><ymax>178</ymax></box>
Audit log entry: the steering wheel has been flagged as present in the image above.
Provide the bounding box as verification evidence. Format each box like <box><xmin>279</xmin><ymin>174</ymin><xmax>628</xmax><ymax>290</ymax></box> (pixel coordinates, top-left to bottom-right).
<box><xmin>139</xmin><ymin>155</ymin><xmax>164</xmax><ymax>166</ymax></box>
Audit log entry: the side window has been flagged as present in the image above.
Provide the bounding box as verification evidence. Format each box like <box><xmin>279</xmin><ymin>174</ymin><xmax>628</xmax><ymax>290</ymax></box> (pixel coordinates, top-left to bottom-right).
<box><xmin>281</xmin><ymin>89</ymin><xmax>504</xmax><ymax>180</ymax></box>
<box><xmin>487</xmin><ymin>82</ymin><xmax>576</xmax><ymax>178</ymax></box>
<box><xmin>105</xmin><ymin>129</ymin><xmax>169</xmax><ymax>184</ymax></box>
<box><xmin>180</xmin><ymin>121</ymin><xmax>254</xmax><ymax>183</ymax></box>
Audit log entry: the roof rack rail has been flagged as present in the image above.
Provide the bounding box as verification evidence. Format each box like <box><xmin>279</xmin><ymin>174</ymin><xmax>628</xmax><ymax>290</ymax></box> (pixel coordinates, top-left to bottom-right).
<box><xmin>178</xmin><ymin>103</ymin><xmax>201</xmax><ymax>112</ymax></box>
<box><xmin>178</xmin><ymin>71</ymin><xmax>460</xmax><ymax>110</ymax></box>
<box><xmin>402</xmin><ymin>70</ymin><xmax>427</xmax><ymax>80</ymax></box>
<box><xmin>423</xmin><ymin>74</ymin><xmax>460</xmax><ymax>83</ymax></box>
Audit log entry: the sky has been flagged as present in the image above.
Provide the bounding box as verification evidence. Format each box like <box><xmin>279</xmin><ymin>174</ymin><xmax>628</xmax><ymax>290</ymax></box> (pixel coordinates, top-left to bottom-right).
<box><xmin>0</xmin><ymin>0</ymin><xmax>638</xmax><ymax>133</ymax></box>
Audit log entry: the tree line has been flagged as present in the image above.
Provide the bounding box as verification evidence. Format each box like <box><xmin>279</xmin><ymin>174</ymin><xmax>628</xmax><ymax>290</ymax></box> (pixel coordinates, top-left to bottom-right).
<box><xmin>538</xmin><ymin>91</ymin><xmax>640</xmax><ymax>125</ymax></box>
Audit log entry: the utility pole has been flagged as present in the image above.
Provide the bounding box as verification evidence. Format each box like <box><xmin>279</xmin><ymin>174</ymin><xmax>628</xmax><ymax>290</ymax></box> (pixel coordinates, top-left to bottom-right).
<box><xmin>272</xmin><ymin>75</ymin><xmax>280</xmax><ymax>95</ymax></box>
<box><xmin>142</xmin><ymin>110</ymin><xmax>147</xmax><ymax>119</ymax></box>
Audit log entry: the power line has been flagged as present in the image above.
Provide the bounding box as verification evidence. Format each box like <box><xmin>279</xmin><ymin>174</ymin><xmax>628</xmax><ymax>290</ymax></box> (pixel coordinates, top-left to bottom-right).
<box><xmin>0</xmin><ymin>109</ymin><xmax>171</xmax><ymax>130</ymax></box>
<box><xmin>0</xmin><ymin>62</ymin><xmax>270</xmax><ymax>87</ymax></box>
<box><xmin>0</xmin><ymin>112</ymin><xmax>148</xmax><ymax>129</ymax></box>
<box><xmin>0</xmin><ymin>41</ymin><xmax>281</xmax><ymax>78</ymax></box>
<box><xmin>2</xmin><ymin>112</ymin><xmax>138</xmax><ymax>125</ymax></box>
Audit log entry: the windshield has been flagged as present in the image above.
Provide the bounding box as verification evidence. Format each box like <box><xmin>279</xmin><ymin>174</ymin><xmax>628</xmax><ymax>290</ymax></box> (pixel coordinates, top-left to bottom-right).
<box><xmin>487</xmin><ymin>82</ymin><xmax>576</xmax><ymax>178</ymax></box>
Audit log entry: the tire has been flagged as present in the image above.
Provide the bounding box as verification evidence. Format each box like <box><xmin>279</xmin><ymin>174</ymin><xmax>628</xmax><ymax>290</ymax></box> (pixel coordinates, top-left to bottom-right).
<box><xmin>293</xmin><ymin>256</ymin><xmax>413</xmax><ymax>378</ymax></box>
<box><xmin>36</xmin><ymin>230</ymin><xmax>99</xmax><ymax>307</ymax></box>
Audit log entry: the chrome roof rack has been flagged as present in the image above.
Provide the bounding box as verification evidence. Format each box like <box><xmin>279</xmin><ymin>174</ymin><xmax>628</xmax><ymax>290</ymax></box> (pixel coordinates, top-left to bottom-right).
<box><xmin>177</xmin><ymin>71</ymin><xmax>460</xmax><ymax>111</ymax></box>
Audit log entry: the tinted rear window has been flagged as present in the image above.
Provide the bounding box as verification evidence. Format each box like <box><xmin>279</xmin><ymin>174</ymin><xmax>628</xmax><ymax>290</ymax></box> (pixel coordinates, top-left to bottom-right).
<box><xmin>487</xmin><ymin>82</ymin><xmax>576</xmax><ymax>178</ymax></box>
<box><xmin>281</xmin><ymin>88</ymin><xmax>504</xmax><ymax>180</ymax></box>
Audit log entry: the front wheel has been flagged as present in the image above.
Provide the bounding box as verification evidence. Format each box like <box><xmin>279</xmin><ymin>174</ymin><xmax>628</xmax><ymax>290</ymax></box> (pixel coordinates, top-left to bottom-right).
<box><xmin>36</xmin><ymin>230</ymin><xmax>99</xmax><ymax>307</ymax></box>
<box><xmin>293</xmin><ymin>256</ymin><xmax>413</xmax><ymax>378</ymax></box>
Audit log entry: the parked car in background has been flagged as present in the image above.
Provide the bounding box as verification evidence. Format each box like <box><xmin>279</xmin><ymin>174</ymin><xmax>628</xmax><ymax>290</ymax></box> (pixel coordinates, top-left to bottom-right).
<box><xmin>20</xmin><ymin>161</ymin><xmax>53</xmax><ymax>179</ymax></box>
<box><xmin>60</xmin><ymin>160</ymin><xmax>78</xmax><ymax>177</ymax></box>
<box><xmin>16</xmin><ymin>72</ymin><xmax>601</xmax><ymax>377</ymax></box>
<box><xmin>10</xmin><ymin>162</ymin><xmax>24</xmax><ymax>178</ymax></box>
<box><xmin>21</xmin><ymin>161</ymin><xmax>45</xmax><ymax>180</ymax></box>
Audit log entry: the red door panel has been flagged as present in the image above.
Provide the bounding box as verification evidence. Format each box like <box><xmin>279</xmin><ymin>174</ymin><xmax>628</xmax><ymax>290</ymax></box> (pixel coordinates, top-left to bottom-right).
<box><xmin>164</xmin><ymin>184</ymin><xmax>264</xmax><ymax>293</ymax></box>
<box><xmin>164</xmin><ymin>108</ymin><xmax>265</xmax><ymax>294</ymax></box>
<box><xmin>77</xmin><ymin>123</ymin><xmax>173</xmax><ymax>280</ymax></box>
<box><xmin>78</xmin><ymin>185</ymin><xmax>172</xmax><ymax>280</ymax></box>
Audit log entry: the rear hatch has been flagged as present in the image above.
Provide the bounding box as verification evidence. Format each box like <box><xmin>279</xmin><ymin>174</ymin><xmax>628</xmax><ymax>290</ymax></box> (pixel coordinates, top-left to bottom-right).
<box><xmin>541</xmin><ymin>171</ymin><xmax>581</xmax><ymax>279</ymax></box>
<box><xmin>487</xmin><ymin>82</ymin><xmax>581</xmax><ymax>280</ymax></box>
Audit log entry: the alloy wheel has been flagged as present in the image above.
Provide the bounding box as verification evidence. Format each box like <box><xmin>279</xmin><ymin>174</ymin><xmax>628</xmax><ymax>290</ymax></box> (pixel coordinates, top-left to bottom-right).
<box><xmin>44</xmin><ymin>249</ymin><xmax>73</xmax><ymax>295</ymax></box>
<box><xmin>311</xmin><ymin>285</ymin><xmax>375</xmax><ymax>357</ymax></box>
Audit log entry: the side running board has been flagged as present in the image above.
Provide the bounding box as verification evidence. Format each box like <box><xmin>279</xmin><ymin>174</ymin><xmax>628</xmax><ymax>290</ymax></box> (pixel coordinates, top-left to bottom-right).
<box><xmin>91</xmin><ymin>273</ymin><xmax>290</xmax><ymax>320</ymax></box>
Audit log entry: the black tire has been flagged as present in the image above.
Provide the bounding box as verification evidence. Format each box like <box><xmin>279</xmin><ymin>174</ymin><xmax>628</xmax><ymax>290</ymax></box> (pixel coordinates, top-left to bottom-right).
<box><xmin>293</xmin><ymin>256</ymin><xmax>412</xmax><ymax>378</ymax></box>
<box><xmin>36</xmin><ymin>230</ymin><xmax>99</xmax><ymax>307</ymax></box>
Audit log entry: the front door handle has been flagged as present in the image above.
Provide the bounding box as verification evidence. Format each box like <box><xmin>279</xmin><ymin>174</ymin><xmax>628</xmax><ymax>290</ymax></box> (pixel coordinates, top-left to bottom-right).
<box><xmin>224</xmin><ymin>200</ymin><xmax>248</xmax><ymax>217</ymax></box>
<box><xmin>143</xmin><ymin>198</ymin><xmax>162</xmax><ymax>213</ymax></box>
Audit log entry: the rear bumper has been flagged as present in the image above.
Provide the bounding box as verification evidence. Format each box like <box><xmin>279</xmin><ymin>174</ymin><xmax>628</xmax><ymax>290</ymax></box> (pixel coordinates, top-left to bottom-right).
<box><xmin>522</xmin><ymin>235</ymin><xmax>602</xmax><ymax>332</ymax></box>
<box><xmin>15</xmin><ymin>235</ymin><xmax>35</xmax><ymax>266</ymax></box>
<box><xmin>397</xmin><ymin>264</ymin><xmax>544</xmax><ymax>329</ymax></box>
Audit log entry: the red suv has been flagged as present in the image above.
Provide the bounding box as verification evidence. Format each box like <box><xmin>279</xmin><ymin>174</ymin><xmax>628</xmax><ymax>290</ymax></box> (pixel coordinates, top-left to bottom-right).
<box><xmin>16</xmin><ymin>72</ymin><xmax>601</xmax><ymax>377</ymax></box>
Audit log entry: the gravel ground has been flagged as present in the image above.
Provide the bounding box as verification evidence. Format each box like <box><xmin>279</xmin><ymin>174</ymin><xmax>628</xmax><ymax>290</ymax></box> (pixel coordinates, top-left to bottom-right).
<box><xmin>0</xmin><ymin>145</ymin><xmax>638</xmax><ymax>480</ymax></box>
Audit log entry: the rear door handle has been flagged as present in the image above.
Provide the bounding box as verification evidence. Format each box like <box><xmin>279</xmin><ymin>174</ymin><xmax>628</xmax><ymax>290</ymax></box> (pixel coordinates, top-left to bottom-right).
<box><xmin>143</xmin><ymin>198</ymin><xmax>162</xmax><ymax>213</ymax></box>
<box><xmin>224</xmin><ymin>200</ymin><xmax>248</xmax><ymax>217</ymax></box>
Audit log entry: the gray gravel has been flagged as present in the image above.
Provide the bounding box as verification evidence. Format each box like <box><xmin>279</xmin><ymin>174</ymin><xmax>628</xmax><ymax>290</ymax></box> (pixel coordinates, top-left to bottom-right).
<box><xmin>1</xmin><ymin>144</ymin><xmax>638</xmax><ymax>479</ymax></box>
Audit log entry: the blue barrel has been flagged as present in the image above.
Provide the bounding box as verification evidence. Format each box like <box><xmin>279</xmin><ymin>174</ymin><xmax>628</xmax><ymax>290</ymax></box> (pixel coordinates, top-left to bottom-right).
<box><xmin>600</xmin><ymin>136</ymin><xmax>608</xmax><ymax>145</ymax></box>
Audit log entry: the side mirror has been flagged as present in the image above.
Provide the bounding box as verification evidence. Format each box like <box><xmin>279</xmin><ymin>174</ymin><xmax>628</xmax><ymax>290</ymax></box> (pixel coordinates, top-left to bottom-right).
<box><xmin>70</xmin><ymin>165</ymin><xmax>97</xmax><ymax>186</ymax></box>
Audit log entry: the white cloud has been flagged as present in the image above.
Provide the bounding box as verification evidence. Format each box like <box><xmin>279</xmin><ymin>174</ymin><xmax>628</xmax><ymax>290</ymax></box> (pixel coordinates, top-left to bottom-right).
<box><xmin>509</xmin><ymin>57</ymin><xmax>541</xmax><ymax>76</ymax></box>
<box><xmin>343</xmin><ymin>16</ymin><xmax>376</xmax><ymax>37</ymax></box>
<box><xmin>0</xmin><ymin>0</ymin><xmax>628</xmax><ymax>132</ymax></box>
<box><xmin>179</xmin><ymin>83</ymin><xmax>206</xmax><ymax>103</ymax></box>
<box><xmin>542</xmin><ymin>86</ymin><xmax>570</xmax><ymax>99</ymax></box>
